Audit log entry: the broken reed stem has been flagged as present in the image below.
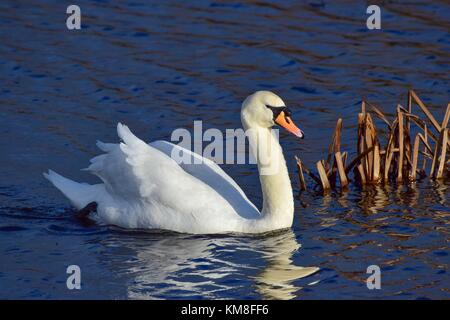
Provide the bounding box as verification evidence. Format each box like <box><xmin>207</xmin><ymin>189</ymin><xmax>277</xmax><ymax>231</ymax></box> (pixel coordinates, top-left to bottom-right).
<box><xmin>441</xmin><ymin>103</ymin><xmax>450</xmax><ymax>129</ymax></box>
<box><xmin>373</xmin><ymin>144</ymin><xmax>381</xmax><ymax>182</ymax></box>
<box><xmin>357</xmin><ymin>164</ymin><xmax>366</xmax><ymax>184</ymax></box>
<box><xmin>295</xmin><ymin>156</ymin><xmax>307</xmax><ymax>191</ymax></box>
<box><xmin>342</xmin><ymin>151</ymin><xmax>348</xmax><ymax>165</ymax></box>
<box><xmin>345</xmin><ymin>146</ymin><xmax>375</xmax><ymax>174</ymax></box>
<box><xmin>316</xmin><ymin>160</ymin><xmax>331</xmax><ymax>190</ymax></box>
<box><xmin>430</xmin><ymin>129</ymin><xmax>443</xmax><ymax>176</ymax></box>
<box><xmin>335</xmin><ymin>151</ymin><xmax>349</xmax><ymax>188</ymax></box>
<box><xmin>410</xmin><ymin>134</ymin><xmax>421</xmax><ymax>181</ymax></box>
<box><xmin>407</xmin><ymin>90</ymin><xmax>412</xmax><ymax>133</ymax></box>
<box><xmin>422</xmin><ymin>124</ymin><xmax>429</xmax><ymax>171</ymax></box>
<box><xmin>384</xmin><ymin>119</ymin><xmax>398</xmax><ymax>182</ymax></box>
<box><xmin>364</xmin><ymin>114</ymin><xmax>375</xmax><ymax>180</ymax></box>
<box><xmin>326</xmin><ymin>118</ymin><xmax>343</xmax><ymax>167</ymax></box>
<box><xmin>418</xmin><ymin>133</ymin><xmax>433</xmax><ymax>154</ymax></box>
<box><xmin>410</xmin><ymin>90</ymin><xmax>450</xmax><ymax>149</ymax></box>
<box><xmin>397</xmin><ymin>108</ymin><xmax>404</xmax><ymax>182</ymax></box>
<box><xmin>365</xmin><ymin>100</ymin><xmax>391</xmax><ymax>128</ymax></box>
<box><xmin>436</xmin><ymin>128</ymin><xmax>448</xmax><ymax>179</ymax></box>
<box><xmin>410</xmin><ymin>90</ymin><xmax>441</xmax><ymax>132</ymax></box>
<box><xmin>297</xmin><ymin>158</ymin><xmax>322</xmax><ymax>186</ymax></box>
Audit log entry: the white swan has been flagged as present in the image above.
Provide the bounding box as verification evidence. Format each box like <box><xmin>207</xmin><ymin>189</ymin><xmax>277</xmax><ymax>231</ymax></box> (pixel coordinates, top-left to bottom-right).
<box><xmin>44</xmin><ymin>91</ymin><xmax>304</xmax><ymax>234</ymax></box>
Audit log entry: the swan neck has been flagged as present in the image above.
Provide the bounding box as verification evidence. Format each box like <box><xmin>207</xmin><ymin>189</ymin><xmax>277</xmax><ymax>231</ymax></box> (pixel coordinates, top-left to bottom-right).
<box><xmin>250</xmin><ymin>127</ymin><xmax>294</xmax><ymax>229</ymax></box>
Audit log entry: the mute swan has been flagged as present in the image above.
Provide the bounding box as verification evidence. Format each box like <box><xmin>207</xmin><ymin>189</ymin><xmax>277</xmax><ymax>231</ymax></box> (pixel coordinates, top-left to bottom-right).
<box><xmin>44</xmin><ymin>91</ymin><xmax>304</xmax><ymax>234</ymax></box>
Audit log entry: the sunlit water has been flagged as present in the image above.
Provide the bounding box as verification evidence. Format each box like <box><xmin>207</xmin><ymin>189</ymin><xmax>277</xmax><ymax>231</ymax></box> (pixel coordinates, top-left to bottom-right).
<box><xmin>0</xmin><ymin>1</ymin><xmax>449</xmax><ymax>299</ymax></box>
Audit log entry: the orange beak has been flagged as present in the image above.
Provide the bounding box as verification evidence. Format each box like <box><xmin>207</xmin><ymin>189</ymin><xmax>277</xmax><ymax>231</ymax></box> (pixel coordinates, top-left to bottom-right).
<box><xmin>275</xmin><ymin>111</ymin><xmax>304</xmax><ymax>139</ymax></box>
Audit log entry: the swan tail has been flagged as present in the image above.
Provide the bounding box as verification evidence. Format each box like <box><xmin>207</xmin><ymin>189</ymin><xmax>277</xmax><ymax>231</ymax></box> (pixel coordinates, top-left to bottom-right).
<box><xmin>96</xmin><ymin>140</ymin><xmax>116</xmax><ymax>152</ymax></box>
<box><xmin>44</xmin><ymin>170</ymin><xmax>102</xmax><ymax>210</ymax></box>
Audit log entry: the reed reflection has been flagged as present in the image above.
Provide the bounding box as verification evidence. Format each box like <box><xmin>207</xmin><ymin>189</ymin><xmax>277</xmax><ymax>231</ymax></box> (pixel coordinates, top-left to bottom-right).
<box><xmin>358</xmin><ymin>185</ymin><xmax>390</xmax><ymax>215</ymax></box>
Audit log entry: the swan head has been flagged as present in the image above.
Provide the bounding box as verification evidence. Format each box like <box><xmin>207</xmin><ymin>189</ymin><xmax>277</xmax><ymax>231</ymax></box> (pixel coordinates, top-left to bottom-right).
<box><xmin>241</xmin><ymin>91</ymin><xmax>304</xmax><ymax>139</ymax></box>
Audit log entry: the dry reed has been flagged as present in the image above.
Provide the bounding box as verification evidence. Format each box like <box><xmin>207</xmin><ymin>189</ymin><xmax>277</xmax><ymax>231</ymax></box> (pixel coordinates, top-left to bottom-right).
<box><xmin>296</xmin><ymin>90</ymin><xmax>450</xmax><ymax>192</ymax></box>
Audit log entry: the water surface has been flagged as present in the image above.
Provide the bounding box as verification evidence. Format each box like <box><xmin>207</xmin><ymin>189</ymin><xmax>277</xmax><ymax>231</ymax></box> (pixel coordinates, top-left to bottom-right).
<box><xmin>0</xmin><ymin>0</ymin><xmax>449</xmax><ymax>299</ymax></box>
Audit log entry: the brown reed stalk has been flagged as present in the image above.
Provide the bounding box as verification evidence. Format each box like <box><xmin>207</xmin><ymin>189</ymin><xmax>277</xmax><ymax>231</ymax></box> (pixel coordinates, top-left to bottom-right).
<box><xmin>335</xmin><ymin>151</ymin><xmax>349</xmax><ymax>188</ymax></box>
<box><xmin>295</xmin><ymin>156</ymin><xmax>322</xmax><ymax>186</ymax></box>
<box><xmin>410</xmin><ymin>90</ymin><xmax>450</xmax><ymax>149</ymax></box>
<box><xmin>317</xmin><ymin>160</ymin><xmax>331</xmax><ymax>190</ymax></box>
<box><xmin>326</xmin><ymin>119</ymin><xmax>345</xmax><ymax>187</ymax></box>
<box><xmin>384</xmin><ymin>119</ymin><xmax>399</xmax><ymax>182</ymax></box>
<box><xmin>364</xmin><ymin>114</ymin><xmax>375</xmax><ymax>180</ymax></box>
<box><xmin>430</xmin><ymin>130</ymin><xmax>442</xmax><ymax>177</ymax></box>
<box><xmin>326</xmin><ymin>119</ymin><xmax>343</xmax><ymax>167</ymax></box>
<box><xmin>356</xmin><ymin>164</ymin><xmax>366</xmax><ymax>185</ymax></box>
<box><xmin>410</xmin><ymin>133</ymin><xmax>421</xmax><ymax>181</ymax></box>
<box><xmin>365</xmin><ymin>101</ymin><xmax>391</xmax><ymax>128</ymax></box>
<box><xmin>345</xmin><ymin>146</ymin><xmax>375</xmax><ymax>174</ymax></box>
<box><xmin>442</xmin><ymin>103</ymin><xmax>450</xmax><ymax>129</ymax></box>
<box><xmin>410</xmin><ymin>90</ymin><xmax>441</xmax><ymax>132</ymax></box>
<box><xmin>407</xmin><ymin>89</ymin><xmax>412</xmax><ymax>133</ymax></box>
<box><xmin>397</xmin><ymin>108</ymin><xmax>405</xmax><ymax>182</ymax></box>
<box><xmin>373</xmin><ymin>143</ymin><xmax>381</xmax><ymax>182</ymax></box>
<box><xmin>436</xmin><ymin>128</ymin><xmax>448</xmax><ymax>179</ymax></box>
<box><xmin>295</xmin><ymin>156</ymin><xmax>307</xmax><ymax>191</ymax></box>
<box><xmin>342</xmin><ymin>151</ymin><xmax>348</xmax><ymax>166</ymax></box>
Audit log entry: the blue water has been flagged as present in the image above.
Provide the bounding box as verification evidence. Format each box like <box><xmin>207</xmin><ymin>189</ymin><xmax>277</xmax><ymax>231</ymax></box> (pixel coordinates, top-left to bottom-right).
<box><xmin>0</xmin><ymin>0</ymin><xmax>449</xmax><ymax>299</ymax></box>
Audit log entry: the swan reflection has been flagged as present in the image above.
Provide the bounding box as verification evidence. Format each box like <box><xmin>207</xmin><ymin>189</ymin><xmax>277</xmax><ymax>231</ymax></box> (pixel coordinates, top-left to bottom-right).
<box><xmin>100</xmin><ymin>229</ymin><xmax>319</xmax><ymax>299</ymax></box>
<box><xmin>252</xmin><ymin>230</ymin><xmax>319</xmax><ymax>299</ymax></box>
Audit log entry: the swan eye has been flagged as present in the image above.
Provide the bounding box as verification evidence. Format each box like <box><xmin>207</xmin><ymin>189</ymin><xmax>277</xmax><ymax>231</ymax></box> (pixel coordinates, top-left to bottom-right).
<box><xmin>266</xmin><ymin>105</ymin><xmax>290</xmax><ymax>121</ymax></box>
<box><xmin>283</xmin><ymin>107</ymin><xmax>292</xmax><ymax>117</ymax></box>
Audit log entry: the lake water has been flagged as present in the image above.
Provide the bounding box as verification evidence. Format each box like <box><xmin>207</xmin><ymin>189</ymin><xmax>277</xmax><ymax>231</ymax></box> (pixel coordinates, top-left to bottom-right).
<box><xmin>0</xmin><ymin>0</ymin><xmax>449</xmax><ymax>299</ymax></box>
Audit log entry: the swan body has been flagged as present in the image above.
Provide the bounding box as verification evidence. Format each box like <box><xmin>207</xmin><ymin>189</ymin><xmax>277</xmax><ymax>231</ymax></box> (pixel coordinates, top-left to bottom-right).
<box><xmin>45</xmin><ymin>91</ymin><xmax>304</xmax><ymax>234</ymax></box>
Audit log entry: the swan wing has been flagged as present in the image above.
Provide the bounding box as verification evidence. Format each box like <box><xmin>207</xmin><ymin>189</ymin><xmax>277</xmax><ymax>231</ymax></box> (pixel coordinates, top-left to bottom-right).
<box><xmin>150</xmin><ymin>140</ymin><xmax>260</xmax><ymax>218</ymax></box>
<box><xmin>85</xmin><ymin>123</ymin><xmax>245</xmax><ymax>231</ymax></box>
